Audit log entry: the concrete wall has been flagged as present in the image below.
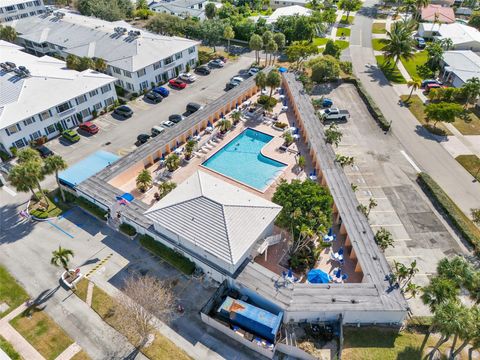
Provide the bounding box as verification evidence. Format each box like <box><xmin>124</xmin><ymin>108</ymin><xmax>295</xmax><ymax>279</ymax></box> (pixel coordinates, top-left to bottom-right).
<box><xmin>282</xmin><ymin>309</ymin><xmax>405</xmax><ymax>325</ymax></box>
<box><xmin>276</xmin><ymin>343</ymin><xmax>316</xmax><ymax>360</ymax></box>
<box><xmin>200</xmin><ymin>312</ymin><xmax>276</xmax><ymax>359</ymax></box>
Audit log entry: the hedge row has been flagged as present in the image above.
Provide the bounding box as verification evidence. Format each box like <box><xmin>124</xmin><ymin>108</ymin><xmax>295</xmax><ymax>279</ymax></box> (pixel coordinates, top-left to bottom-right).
<box><xmin>119</xmin><ymin>223</ymin><xmax>137</xmax><ymax>236</ymax></box>
<box><xmin>76</xmin><ymin>197</ymin><xmax>107</xmax><ymax>219</ymax></box>
<box><xmin>139</xmin><ymin>234</ymin><xmax>196</xmax><ymax>275</ymax></box>
<box><xmin>417</xmin><ymin>172</ymin><xmax>480</xmax><ymax>254</ymax></box>
<box><xmin>344</xmin><ymin>78</ymin><xmax>391</xmax><ymax>131</ymax></box>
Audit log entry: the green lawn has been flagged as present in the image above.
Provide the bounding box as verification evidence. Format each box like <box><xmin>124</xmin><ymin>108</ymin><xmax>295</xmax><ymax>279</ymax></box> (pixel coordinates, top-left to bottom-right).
<box><xmin>400</xmin><ymin>51</ymin><xmax>428</xmax><ymax>81</ymax></box>
<box><xmin>372</xmin><ymin>38</ymin><xmax>386</xmax><ymax>51</ymax></box>
<box><xmin>400</xmin><ymin>95</ymin><xmax>452</xmax><ymax>135</ymax></box>
<box><xmin>376</xmin><ymin>55</ymin><xmax>406</xmax><ymax>84</ymax></box>
<box><xmin>0</xmin><ymin>335</ymin><xmax>21</xmax><ymax>360</ymax></box>
<box><xmin>0</xmin><ymin>265</ymin><xmax>29</xmax><ymax>318</ymax></box>
<box><xmin>372</xmin><ymin>22</ymin><xmax>386</xmax><ymax>34</ymax></box>
<box><xmin>29</xmin><ymin>193</ymin><xmax>63</xmax><ymax>219</ymax></box>
<box><xmin>71</xmin><ymin>351</ymin><xmax>91</xmax><ymax>360</ymax></box>
<box><xmin>336</xmin><ymin>28</ymin><xmax>351</xmax><ymax>37</ymax></box>
<box><xmin>74</xmin><ymin>278</ymin><xmax>89</xmax><ymax>303</ymax></box>
<box><xmin>340</xmin><ymin>15</ymin><xmax>355</xmax><ymax>24</ymax></box>
<box><xmin>456</xmin><ymin>155</ymin><xmax>480</xmax><ymax>182</ymax></box>
<box><xmin>334</xmin><ymin>40</ymin><xmax>349</xmax><ymax>50</ymax></box>
<box><xmin>451</xmin><ymin>107</ymin><xmax>480</xmax><ymax>135</ymax></box>
<box><xmin>311</xmin><ymin>37</ymin><xmax>329</xmax><ymax>47</ymax></box>
<box><xmin>343</xmin><ymin>327</ymin><xmax>468</xmax><ymax>360</ymax></box>
<box><xmin>10</xmin><ymin>307</ymin><xmax>74</xmax><ymax>360</ymax></box>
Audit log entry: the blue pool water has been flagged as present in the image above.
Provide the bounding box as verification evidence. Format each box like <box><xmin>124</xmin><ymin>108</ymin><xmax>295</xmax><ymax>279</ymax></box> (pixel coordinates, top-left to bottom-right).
<box><xmin>202</xmin><ymin>128</ymin><xmax>286</xmax><ymax>191</ymax></box>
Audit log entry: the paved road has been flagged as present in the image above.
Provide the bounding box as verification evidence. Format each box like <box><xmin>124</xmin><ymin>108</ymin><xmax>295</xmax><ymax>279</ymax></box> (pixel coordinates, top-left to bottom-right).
<box><xmin>348</xmin><ymin>1</ymin><xmax>480</xmax><ymax>216</ymax></box>
<box><xmin>47</xmin><ymin>54</ymin><xmax>256</xmax><ymax>166</ymax></box>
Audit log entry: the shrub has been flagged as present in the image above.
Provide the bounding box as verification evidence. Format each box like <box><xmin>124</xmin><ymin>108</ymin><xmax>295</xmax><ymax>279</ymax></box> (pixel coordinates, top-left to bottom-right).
<box><xmin>76</xmin><ymin>197</ymin><xmax>107</xmax><ymax>219</ymax></box>
<box><xmin>119</xmin><ymin>223</ymin><xmax>137</xmax><ymax>236</ymax></box>
<box><xmin>340</xmin><ymin>61</ymin><xmax>353</xmax><ymax>75</ymax></box>
<box><xmin>273</xmin><ymin>121</ymin><xmax>288</xmax><ymax>129</ymax></box>
<box><xmin>0</xmin><ymin>150</ymin><xmax>10</xmax><ymax>161</ymax></box>
<box><xmin>257</xmin><ymin>95</ymin><xmax>278</xmax><ymax>109</ymax></box>
<box><xmin>417</xmin><ymin>172</ymin><xmax>480</xmax><ymax>254</ymax></box>
<box><xmin>115</xmin><ymin>85</ymin><xmax>125</xmax><ymax>97</ymax></box>
<box><xmin>323</xmin><ymin>39</ymin><xmax>341</xmax><ymax>58</ymax></box>
<box><xmin>9</xmin><ymin>147</ymin><xmax>17</xmax><ymax>157</ymax></box>
<box><xmin>139</xmin><ymin>234</ymin><xmax>196</xmax><ymax>275</ymax></box>
<box><xmin>311</xmin><ymin>55</ymin><xmax>340</xmax><ymax>83</ymax></box>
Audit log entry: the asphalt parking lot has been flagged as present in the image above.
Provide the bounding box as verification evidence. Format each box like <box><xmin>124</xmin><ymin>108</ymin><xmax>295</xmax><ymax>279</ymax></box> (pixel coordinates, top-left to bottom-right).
<box><xmin>47</xmin><ymin>55</ymin><xmax>256</xmax><ymax>166</ymax></box>
<box><xmin>313</xmin><ymin>83</ymin><xmax>470</xmax><ymax>315</ymax></box>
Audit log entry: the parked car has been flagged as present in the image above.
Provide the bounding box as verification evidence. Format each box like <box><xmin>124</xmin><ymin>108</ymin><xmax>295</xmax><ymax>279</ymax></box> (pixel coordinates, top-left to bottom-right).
<box><xmin>152</xmin><ymin>86</ymin><xmax>170</xmax><ymax>97</ymax></box>
<box><xmin>178</xmin><ymin>72</ymin><xmax>197</xmax><ymax>82</ymax></box>
<box><xmin>424</xmin><ymin>83</ymin><xmax>446</xmax><ymax>93</ymax></box>
<box><xmin>162</xmin><ymin>120</ymin><xmax>175</xmax><ymax>127</ymax></box>
<box><xmin>151</xmin><ymin>125</ymin><xmax>165</xmax><ymax>137</ymax></box>
<box><xmin>36</xmin><ymin>145</ymin><xmax>54</xmax><ymax>158</ymax></box>
<box><xmin>322</xmin><ymin>98</ymin><xmax>333</xmax><ymax>108</ymax></box>
<box><xmin>318</xmin><ymin>107</ymin><xmax>350</xmax><ymax>121</ymax></box>
<box><xmin>137</xmin><ymin>133</ymin><xmax>151</xmax><ymax>144</ymax></box>
<box><xmin>248</xmin><ymin>67</ymin><xmax>259</xmax><ymax>76</ymax></box>
<box><xmin>186</xmin><ymin>102</ymin><xmax>203</xmax><ymax>114</ymax></box>
<box><xmin>231</xmin><ymin>76</ymin><xmax>244</xmax><ymax>83</ymax></box>
<box><xmin>145</xmin><ymin>91</ymin><xmax>163</xmax><ymax>103</ymax></box>
<box><xmin>218</xmin><ymin>56</ymin><xmax>228</xmax><ymax>63</ymax></box>
<box><xmin>78</xmin><ymin>121</ymin><xmax>99</xmax><ymax>134</ymax></box>
<box><xmin>169</xmin><ymin>79</ymin><xmax>187</xmax><ymax>89</ymax></box>
<box><xmin>195</xmin><ymin>65</ymin><xmax>211</xmax><ymax>75</ymax></box>
<box><xmin>421</xmin><ymin>79</ymin><xmax>442</xmax><ymax>88</ymax></box>
<box><xmin>226</xmin><ymin>78</ymin><xmax>242</xmax><ymax>90</ymax></box>
<box><xmin>113</xmin><ymin>105</ymin><xmax>133</xmax><ymax>118</ymax></box>
<box><xmin>209</xmin><ymin>59</ymin><xmax>224</xmax><ymax>68</ymax></box>
<box><xmin>169</xmin><ymin>114</ymin><xmax>184</xmax><ymax>123</ymax></box>
<box><xmin>415</xmin><ymin>37</ymin><xmax>426</xmax><ymax>49</ymax></box>
<box><xmin>62</xmin><ymin>129</ymin><xmax>80</xmax><ymax>143</ymax></box>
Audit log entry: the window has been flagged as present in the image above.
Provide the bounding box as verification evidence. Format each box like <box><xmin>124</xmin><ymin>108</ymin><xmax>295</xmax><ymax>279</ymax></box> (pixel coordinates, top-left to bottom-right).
<box><xmin>44</xmin><ymin>124</ymin><xmax>56</xmax><ymax>134</ymax></box>
<box><xmin>17</xmin><ymin>3</ymin><xmax>25</xmax><ymax>9</ymax></box>
<box><xmin>123</xmin><ymin>70</ymin><xmax>132</xmax><ymax>78</ymax></box>
<box><xmin>100</xmin><ymin>84</ymin><xmax>112</xmax><ymax>94</ymax></box>
<box><xmin>188</xmin><ymin>46</ymin><xmax>195</xmax><ymax>54</ymax></box>
<box><xmin>140</xmin><ymin>81</ymin><xmax>148</xmax><ymax>90</ymax></box>
<box><xmin>34</xmin><ymin>0</ymin><xmax>40</xmax><ymax>5</ymax></box>
<box><xmin>111</xmin><ymin>66</ymin><xmax>121</xmax><ymax>74</ymax></box>
<box><xmin>80</xmin><ymin>108</ymin><xmax>91</xmax><ymax>118</ymax></box>
<box><xmin>29</xmin><ymin>11</ymin><xmax>35</xmax><ymax>16</ymax></box>
<box><xmin>126</xmin><ymin>82</ymin><xmax>134</xmax><ymax>90</ymax></box>
<box><xmin>29</xmin><ymin>131</ymin><xmax>42</xmax><ymax>140</ymax></box>
<box><xmin>104</xmin><ymin>97</ymin><xmax>114</xmax><ymax>107</ymax></box>
<box><xmin>189</xmin><ymin>58</ymin><xmax>195</xmax><ymax>66</ymax></box>
<box><xmin>164</xmin><ymin>56</ymin><xmax>173</xmax><ymax>66</ymax></box>
<box><xmin>89</xmin><ymin>89</ymin><xmax>98</xmax><ymax>97</ymax></box>
<box><xmin>94</xmin><ymin>102</ymin><xmax>102</xmax><ymax>110</ymax></box>
<box><xmin>5</xmin><ymin>124</ymin><xmax>20</xmax><ymax>136</ymax></box>
<box><xmin>175</xmin><ymin>52</ymin><xmax>183</xmax><ymax>60</ymax></box>
<box><xmin>39</xmin><ymin>110</ymin><xmax>52</xmax><ymax>121</ymax></box>
<box><xmin>153</xmin><ymin>61</ymin><xmax>162</xmax><ymax>70</ymax></box>
<box><xmin>75</xmin><ymin>95</ymin><xmax>87</xmax><ymax>105</ymax></box>
<box><xmin>5</xmin><ymin>6</ymin><xmax>15</xmax><ymax>11</ymax></box>
<box><xmin>161</xmin><ymin>72</ymin><xmax>169</xmax><ymax>82</ymax></box>
<box><xmin>56</xmin><ymin>101</ymin><xmax>72</xmax><ymax>114</ymax></box>
<box><xmin>155</xmin><ymin>74</ymin><xmax>161</xmax><ymax>83</ymax></box>
<box><xmin>27</xmin><ymin>2</ymin><xmax>33</xmax><ymax>7</ymax></box>
<box><xmin>14</xmin><ymin>139</ymin><xmax>26</xmax><ymax>148</ymax></box>
<box><xmin>20</xmin><ymin>13</ymin><xmax>28</xmax><ymax>18</ymax></box>
<box><xmin>23</xmin><ymin>117</ymin><xmax>36</xmax><ymax>126</ymax></box>
<box><xmin>136</xmin><ymin>68</ymin><xmax>146</xmax><ymax>77</ymax></box>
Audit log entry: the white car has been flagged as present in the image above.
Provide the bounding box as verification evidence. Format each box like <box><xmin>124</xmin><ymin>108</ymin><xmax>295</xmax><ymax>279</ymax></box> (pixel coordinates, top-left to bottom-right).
<box><xmin>178</xmin><ymin>72</ymin><xmax>197</xmax><ymax>82</ymax></box>
<box><xmin>162</xmin><ymin>120</ymin><xmax>175</xmax><ymax>127</ymax></box>
<box><xmin>231</xmin><ymin>76</ymin><xmax>244</xmax><ymax>83</ymax></box>
<box><xmin>248</xmin><ymin>68</ymin><xmax>259</xmax><ymax>76</ymax></box>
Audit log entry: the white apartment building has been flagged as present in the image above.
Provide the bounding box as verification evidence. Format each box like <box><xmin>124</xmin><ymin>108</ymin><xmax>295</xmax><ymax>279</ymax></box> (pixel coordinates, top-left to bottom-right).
<box><xmin>6</xmin><ymin>11</ymin><xmax>199</xmax><ymax>93</ymax></box>
<box><xmin>0</xmin><ymin>41</ymin><xmax>117</xmax><ymax>154</ymax></box>
<box><xmin>0</xmin><ymin>0</ymin><xmax>45</xmax><ymax>22</ymax></box>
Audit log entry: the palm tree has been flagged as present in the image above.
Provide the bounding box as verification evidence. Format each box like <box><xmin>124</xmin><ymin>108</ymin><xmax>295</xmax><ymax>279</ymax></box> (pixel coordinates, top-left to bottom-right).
<box><xmin>262</xmin><ymin>31</ymin><xmax>273</xmax><ymax>65</ymax></box>
<box><xmin>461</xmin><ymin>77</ymin><xmax>480</xmax><ymax>108</ymax></box>
<box><xmin>136</xmin><ymin>169</ymin><xmax>152</xmax><ymax>192</ymax></box>
<box><xmin>16</xmin><ymin>148</ymin><xmax>47</xmax><ymax>204</ymax></box>
<box><xmin>381</xmin><ymin>20</ymin><xmax>416</xmax><ymax>65</ymax></box>
<box><xmin>44</xmin><ymin>155</ymin><xmax>68</xmax><ymax>202</ymax></box>
<box><xmin>249</xmin><ymin>34</ymin><xmax>263</xmax><ymax>64</ymax></box>
<box><xmin>266</xmin><ymin>70</ymin><xmax>281</xmax><ymax>98</ymax></box>
<box><xmin>223</xmin><ymin>26</ymin><xmax>235</xmax><ymax>53</ymax></box>
<box><xmin>216</xmin><ymin>119</ymin><xmax>232</xmax><ymax>133</ymax></box>
<box><xmin>8</xmin><ymin>164</ymin><xmax>40</xmax><ymax>200</ymax></box>
<box><xmin>403</xmin><ymin>0</ymin><xmax>416</xmax><ymax>19</ymax></box>
<box><xmin>66</xmin><ymin>54</ymin><xmax>80</xmax><ymax>70</ymax></box>
<box><xmin>157</xmin><ymin>181</ymin><xmax>176</xmax><ymax>200</ymax></box>
<box><xmin>266</xmin><ymin>40</ymin><xmax>278</xmax><ymax>66</ymax></box>
<box><xmin>231</xmin><ymin>110</ymin><xmax>241</xmax><ymax>125</ymax></box>
<box><xmin>414</xmin><ymin>0</ymin><xmax>430</xmax><ymax>19</ymax></box>
<box><xmin>0</xmin><ymin>25</ymin><xmax>17</xmax><ymax>42</ymax></box>
<box><xmin>184</xmin><ymin>139</ymin><xmax>197</xmax><ymax>159</ymax></box>
<box><xmin>255</xmin><ymin>72</ymin><xmax>267</xmax><ymax>92</ymax></box>
<box><xmin>165</xmin><ymin>153</ymin><xmax>180</xmax><ymax>172</ymax></box>
<box><xmin>273</xmin><ymin>33</ymin><xmax>286</xmax><ymax>64</ymax></box>
<box><xmin>406</xmin><ymin>79</ymin><xmax>421</xmax><ymax>102</ymax></box>
<box><xmin>50</xmin><ymin>246</ymin><xmax>74</xmax><ymax>272</ymax></box>
<box><xmin>421</xmin><ymin>276</ymin><xmax>459</xmax><ymax>313</ymax></box>
<box><xmin>426</xmin><ymin>300</ymin><xmax>461</xmax><ymax>359</ymax></box>
<box><xmin>94</xmin><ymin>58</ymin><xmax>107</xmax><ymax>72</ymax></box>
<box><xmin>17</xmin><ymin>147</ymin><xmax>41</xmax><ymax>164</ymax></box>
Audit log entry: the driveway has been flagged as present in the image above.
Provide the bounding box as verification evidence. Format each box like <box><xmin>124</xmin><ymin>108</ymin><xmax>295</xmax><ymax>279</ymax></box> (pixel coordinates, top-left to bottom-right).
<box><xmin>47</xmin><ymin>54</ymin><xmax>256</xmax><ymax>166</ymax></box>
<box><xmin>0</xmin><ymin>189</ymin><xmax>265</xmax><ymax>359</ymax></box>
<box><xmin>313</xmin><ymin>83</ymin><xmax>471</xmax><ymax>315</ymax></box>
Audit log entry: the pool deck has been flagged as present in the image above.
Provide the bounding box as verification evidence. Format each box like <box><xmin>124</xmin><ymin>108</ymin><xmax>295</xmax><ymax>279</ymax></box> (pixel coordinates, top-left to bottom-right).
<box><xmin>116</xmin><ymin>93</ymin><xmax>318</xmax><ymax>205</ymax></box>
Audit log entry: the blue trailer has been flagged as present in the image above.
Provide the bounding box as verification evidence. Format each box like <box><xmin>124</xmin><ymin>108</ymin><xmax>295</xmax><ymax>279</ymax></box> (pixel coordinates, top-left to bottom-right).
<box><xmin>218</xmin><ymin>297</ymin><xmax>283</xmax><ymax>343</ymax></box>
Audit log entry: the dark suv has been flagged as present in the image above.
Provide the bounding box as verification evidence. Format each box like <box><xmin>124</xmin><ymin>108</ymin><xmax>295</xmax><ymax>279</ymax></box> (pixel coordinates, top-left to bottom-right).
<box><xmin>195</xmin><ymin>65</ymin><xmax>211</xmax><ymax>75</ymax></box>
<box><xmin>113</xmin><ymin>105</ymin><xmax>133</xmax><ymax>118</ymax></box>
<box><xmin>36</xmin><ymin>145</ymin><xmax>54</xmax><ymax>158</ymax></box>
<box><xmin>169</xmin><ymin>114</ymin><xmax>184</xmax><ymax>123</ymax></box>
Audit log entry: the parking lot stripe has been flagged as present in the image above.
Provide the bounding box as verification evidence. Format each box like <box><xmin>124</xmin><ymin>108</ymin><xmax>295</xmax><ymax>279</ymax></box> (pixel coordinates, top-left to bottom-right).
<box><xmin>85</xmin><ymin>253</ymin><xmax>113</xmax><ymax>278</ymax></box>
<box><xmin>47</xmin><ymin>220</ymin><xmax>74</xmax><ymax>238</ymax></box>
<box><xmin>2</xmin><ymin>185</ymin><xmax>16</xmax><ymax>196</ymax></box>
<box><xmin>370</xmin><ymin>224</ymin><xmax>404</xmax><ymax>227</ymax></box>
<box><xmin>400</xmin><ymin>150</ymin><xmax>421</xmax><ymax>172</ymax></box>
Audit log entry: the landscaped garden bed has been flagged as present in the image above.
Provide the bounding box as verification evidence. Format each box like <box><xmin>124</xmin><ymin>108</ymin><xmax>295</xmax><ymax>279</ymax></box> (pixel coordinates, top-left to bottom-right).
<box><xmin>28</xmin><ymin>193</ymin><xmax>63</xmax><ymax>219</ymax></box>
<box><xmin>371</xmin><ymin>22</ymin><xmax>386</xmax><ymax>34</ymax></box>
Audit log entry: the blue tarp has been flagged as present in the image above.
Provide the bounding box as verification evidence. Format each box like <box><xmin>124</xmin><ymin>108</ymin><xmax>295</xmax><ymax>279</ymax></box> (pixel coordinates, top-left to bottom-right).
<box><xmin>307</xmin><ymin>269</ymin><xmax>331</xmax><ymax>284</ymax></box>
<box><xmin>59</xmin><ymin>150</ymin><xmax>119</xmax><ymax>188</ymax></box>
<box><xmin>278</xmin><ymin>67</ymin><xmax>287</xmax><ymax>73</ymax></box>
<box><xmin>218</xmin><ymin>297</ymin><xmax>283</xmax><ymax>342</ymax></box>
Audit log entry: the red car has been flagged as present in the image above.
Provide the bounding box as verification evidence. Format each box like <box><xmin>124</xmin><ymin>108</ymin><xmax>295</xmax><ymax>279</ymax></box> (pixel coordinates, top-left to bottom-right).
<box><xmin>424</xmin><ymin>83</ymin><xmax>447</xmax><ymax>93</ymax></box>
<box><xmin>78</xmin><ymin>121</ymin><xmax>99</xmax><ymax>134</ymax></box>
<box><xmin>169</xmin><ymin>78</ymin><xmax>187</xmax><ymax>89</ymax></box>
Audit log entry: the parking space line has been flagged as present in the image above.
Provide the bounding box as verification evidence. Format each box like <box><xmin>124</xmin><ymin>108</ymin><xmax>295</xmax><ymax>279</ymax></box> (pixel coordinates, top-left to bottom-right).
<box><xmin>400</xmin><ymin>150</ymin><xmax>421</xmax><ymax>172</ymax></box>
<box><xmin>47</xmin><ymin>220</ymin><xmax>74</xmax><ymax>238</ymax></box>
<box><xmin>85</xmin><ymin>253</ymin><xmax>113</xmax><ymax>278</ymax></box>
<box><xmin>370</xmin><ymin>224</ymin><xmax>404</xmax><ymax>227</ymax></box>
<box><xmin>1</xmin><ymin>185</ymin><xmax>16</xmax><ymax>196</ymax></box>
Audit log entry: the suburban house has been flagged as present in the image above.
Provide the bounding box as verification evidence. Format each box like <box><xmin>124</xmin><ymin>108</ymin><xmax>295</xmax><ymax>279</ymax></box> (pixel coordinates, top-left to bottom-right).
<box><xmin>265</xmin><ymin>5</ymin><xmax>311</xmax><ymax>24</ymax></box>
<box><xmin>0</xmin><ymin>41</ymin><xmax>117</xmax><ymax>154</ymax></box>
<box><xmin>269</xmin><ymin>0</ymin><xmax>308</xmax><ymax>9</ymax></box>
<box><xmin>148</xmin><ymin>0</ymin><xmax>215</xmax><ymax>19</ymax></box>
<box><xmin>418</xmin><ymin>22</ymin><xmax>480</xmax><ymax>51</ymax></box>
<box><xmin>0</xmin><ymin>0</ymin><xmax>45</xmax><ymax>22</ymax></box>
<box><xmin>440</xmin><ymin>50</ymin><xmax>480</xmax><ymax>87</ymax></box>
<box><xmin>6</xmin><ymin>11</ymin><xmax>199</xmax><ymax>93</ymax></box>
<box><xmin>144</xmin><ymin>170</ymin><xmax>282</xmax><ymax>277</ymax></box>
<box><xmin>420</xmin><ymin>4</ymin><xmax>455</xmax><ymax>23</ymax></box>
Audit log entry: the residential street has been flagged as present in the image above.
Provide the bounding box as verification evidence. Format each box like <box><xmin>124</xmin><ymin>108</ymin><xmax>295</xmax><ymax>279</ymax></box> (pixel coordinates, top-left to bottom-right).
<box><xmin>348</xmin><ymin>1</ymin><xmax>480</xmax><ymax>216</ymax></box>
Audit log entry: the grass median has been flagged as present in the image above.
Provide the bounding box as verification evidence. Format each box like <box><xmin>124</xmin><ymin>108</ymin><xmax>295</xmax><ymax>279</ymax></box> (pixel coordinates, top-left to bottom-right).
<box><xmin>0</xmin><ymin>335</ymin><xmax>21</xmax><ymax>360</ymax></box>
<box><xmin>456</xmin><ymin>155</ymin><xmax>480</xmax><ymax>182</ymax></box>
<box><xmin>400</xmin><ymin>95</ymin><xmax>452</xmax><ymax>135</ymax></box>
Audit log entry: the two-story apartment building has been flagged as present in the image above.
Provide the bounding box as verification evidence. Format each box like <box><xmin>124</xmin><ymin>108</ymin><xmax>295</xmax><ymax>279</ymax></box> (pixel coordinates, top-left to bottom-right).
<box><xmin>0</xmin><ymin>0</ymin><xmax>45</xmax><ymax>22</ymax></box>
<box><xmin>0</xmin><ymin>41</ymin><xmax>117</xmax><ymax>154</ymax></box>
<box><xmin>6</xmin><ymin>11</ymin><xmax>199</xmax><ymax>93</ymax></box>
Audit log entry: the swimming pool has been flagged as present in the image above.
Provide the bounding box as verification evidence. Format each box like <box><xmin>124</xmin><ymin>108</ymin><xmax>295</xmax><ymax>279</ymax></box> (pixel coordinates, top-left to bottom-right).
<box><xmin>202</xmin><ymin>128</ymin><xmax>286</xmax><ymax>191</ymax></box>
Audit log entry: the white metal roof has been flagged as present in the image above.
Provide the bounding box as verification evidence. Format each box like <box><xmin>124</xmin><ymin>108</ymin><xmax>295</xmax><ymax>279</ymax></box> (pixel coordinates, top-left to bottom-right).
<box><xmin>266</xmin><ymin>5</ymin><xmax>311</xmax><ymax>24</ymax></box>
<box><xmin>1</xmin><ymin>0</ymin><xmax>43</xmax><ymax>7</ymax></box>
<box><xmin>0</xmin><ymin>40</ymin><xmax>116</xmax><ymax>130</ymax></box>
<box><xmin>144</xmin><ymin>170</ymin><xmax>282</xmax><ymax>266</ymax></box>
<box><xmin>7</xmin><ymin>11</ymin><xmax>199</xmax><ymax>72</ymax></box>
<box><xmin>443</xmin><ymin>50</ymin><xmax>480</xmax><ymax>83</ymax></box>
<box><xmin>419</xmin><ymin>22</ymin><xmax>480</xmax><ymax>46</ymax></box>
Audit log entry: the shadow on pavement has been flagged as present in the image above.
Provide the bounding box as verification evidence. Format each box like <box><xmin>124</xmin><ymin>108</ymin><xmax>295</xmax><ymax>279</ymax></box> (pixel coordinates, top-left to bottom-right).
<box><xmin>414</xmin><ymin>125</ymin><xmax>448</xmax><ymax>142</ymax></box>
<box><xmin>0</xmin><ymin>201</ymin><xmax>36</xmax><ymax>244</ymax></box>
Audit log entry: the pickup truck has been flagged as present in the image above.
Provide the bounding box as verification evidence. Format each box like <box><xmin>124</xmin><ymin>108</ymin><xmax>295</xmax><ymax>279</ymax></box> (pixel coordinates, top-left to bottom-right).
<box><xmin>318</xmin><ymin>107</ymin><xmax>350</xmax><ymax>121</ymax></box>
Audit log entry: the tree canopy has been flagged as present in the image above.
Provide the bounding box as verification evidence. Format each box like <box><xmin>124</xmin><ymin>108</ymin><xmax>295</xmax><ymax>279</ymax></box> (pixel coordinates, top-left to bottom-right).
<box><xmin>77</xmin><ymin>0</ymin><xmax>133</xmax><ymax>21</ymax></box>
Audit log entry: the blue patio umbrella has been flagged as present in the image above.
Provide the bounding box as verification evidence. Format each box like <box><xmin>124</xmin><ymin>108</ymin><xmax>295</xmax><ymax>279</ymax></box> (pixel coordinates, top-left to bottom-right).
<box><xmin>287</xmin><ymin>268</ymin><xmax>293</xmax><ymax>278</ymax></box>
<box><xmin>278</xmin><ymin>67</ymin><xmax>287</xmax><ymax>73</ymax></box>
<box><xmin>207</xmin><ymin>121</ymin><xmax>212</xmax><ymax>127</ymax></box>
<box><xmin>334</xmin><ymin>268</ymin><xmax>342</xmax><ymax>279</ymax></box>
<box><xmin>328</xmin><ymin>227</ymin><xmax>334</xmax><ymax>237</ymax></box>
<box><xmin>121</xmin><ymin>193</ymin><xmax>134</xmax><ymax>202</ymax></box>
<box><xmin>176</xmin><ymin>141</ymin><xmax>180</xmax><ymax>147</ymax></box>
<box><xmin>307</xmin><ymin>269</ymin><xmax>331</xmax><ymax>284</ymax></box>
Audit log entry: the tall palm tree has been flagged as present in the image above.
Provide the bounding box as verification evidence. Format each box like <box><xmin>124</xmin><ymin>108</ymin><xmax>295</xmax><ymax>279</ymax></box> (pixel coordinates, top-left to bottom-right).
<box><xmin>266</xmin><ymin>70</ymin><xmax>281</xmax><ymax>98</ymax></box>
<box><xmin>0</xmin><ymin>25</ymin><xmax>17</xmax><ymax>42</ymax></box>
<box><xmin>266</xmin><ymin>40</ymin><xmax>278</xmax><ymax>66</ymax></box>
<box><xmin>223</xmin><ymin>26</ymin><xmax>235</xmax><ymax>53</ymax></box>
<box><xmin>406</xmin><ymin>79</ymin><xmax>421</xmax><ymax>102</ymax></box>
<box><xmin>249</xmin><ymin>34</ymin><xmax>263</xmax><ymax>64</ymax></box>
<box><xmin>216</xmin><ymin>118</ymin><xmax>232</xmax><ymax>133</ymax></box>
<box><xmin>426</xmin><ymin>300</ymin><xmax>460</xmax><ymax>359</ymax></box>
<box><xmin>44</xmin><ymin>155</ymin><xmax>68</xmax><ymax>202</ymax></box>
<box><xmin>136</xmin><ymin>169</ymin><xmax>152</xmax><ymax>192</ymax></box>
<box><xmin>450</xmin><ymin>306</ymin><xmax>479</xmax><ymax>359</ymax></box>
<box><xmin>255</xmin><ymin>72</ymin><xmax>267</xmax><ymax>92</ymax></box>
<box><xmin>262</xmin><ymin>31</ymin><xmax>273</xmax><ymax>65</ymax></box>
<box><xmin>51</xmin><ymin>246</ymin><xmax>74</xmax><ymax>272</ymax></box>
<box><xmin>16</xmin><ymin>148</ymin><xmax>47</xmax><ymax>204</ymax></box>
<box><xmin>94</xmin><ymin>58</ymin><xmax>107</xmax><ymax>72</ymax></box>
<box><xmin>461</xmin><ymin>77</ymin><xmax>480</xmax><ymax>108</ymax></box>
<box><xmin>403</xmin><ymin>0</ymin><xmax>416</xmax><ymax>19</ymax></box>
<box><xmin>8</xmin><ymin>163</ymin><xmax>40</xmax><ymax>200</ymax></box>
<box><xmin>165</xmin><ymin>153</ymin><xmax>180</xmax><ymax>172</ymax></box>
<box><xmin>421</xmin><ymin>276</ymin><xmax>459</xmax><ymax>313</ymax></box>
<box><xmin>381</xmin><ymin>20</ymin><xmax>416</xmax><ymax>66</ymax></box>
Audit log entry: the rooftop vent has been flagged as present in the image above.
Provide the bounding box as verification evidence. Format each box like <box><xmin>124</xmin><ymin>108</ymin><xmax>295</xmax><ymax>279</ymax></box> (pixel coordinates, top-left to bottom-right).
<box><xmin>114</xmin><ymin>27</ymin><xmax>127</xmax><ymax>34</ymax></box>
<box><xmin>12</xmin><ymin>66</ymin><xmax>31</xmax><ymax>78</ymax></box>
<box><xmin>54</xmin><ymin>11</ymin><xmax>65</xmax><ymax>19</ymax></box>
<box><xmin>1</xmin><ymin>62</ymin><xmax>16</xmax><ymax>72</ymax></box>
